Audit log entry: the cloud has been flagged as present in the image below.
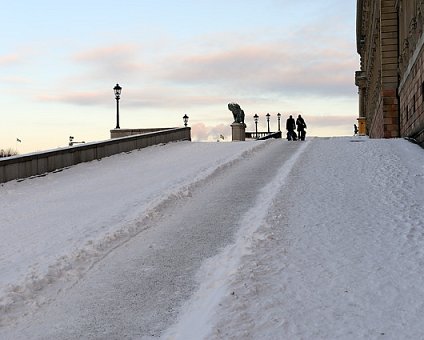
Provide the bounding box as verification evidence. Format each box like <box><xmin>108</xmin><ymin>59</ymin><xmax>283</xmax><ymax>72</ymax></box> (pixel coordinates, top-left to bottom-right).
<box><xmin>72</xmin><ymin>44</ymin><xmax>147</xmax><ymax>80</ymax></box>
<box><xmin>306</xmin><ymin>115</ymin><xmax>358</xmax><ymax>137</ymax></box>
<box><xmin>191</xmin><ymin>122</ymin><xmax>231</xmax><ymax>141</ymax></box>
<box><xmin>35</xmin><ymin>20</ymin><xmax>358</xmax><ymax>114</ymax></box>
<box><xmin>35</xmin><ymin>84</ymin><xmax>232</xmax><ymax>109</ymax></box>
<box><xmin>37</xmin><ymin>91</ymin><xmax>108</xmax><ymax>106</ymax></box>
<box><xmin>158</xmin><ymin>36</ymin><xmax>357</xmax><ymax>97</ymax></box>
<box><xmin>307</xmin><ymin>115</ymin><xmax>357</xmax><ymax>128</ymax></box>
<box><xmin>0</xmin><ymin>54</ymin><xmax>20</xmax><ymax>66</ymax></box>
<box><xmin>1</xmin><ymin>76</ymin><xmax>32</xmax><ymax>84</ymax></box>
<box><xmin>73</xmin><ymin>45</ymin><xmax>138</xmax><ymax>62</ymax></box>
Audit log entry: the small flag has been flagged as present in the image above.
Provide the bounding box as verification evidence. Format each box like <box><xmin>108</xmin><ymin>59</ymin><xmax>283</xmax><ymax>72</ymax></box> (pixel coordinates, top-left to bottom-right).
<box><xmin>16</xmin><ymin>138</ymin><xmax>22</xmax><ymax>143</ymax></box>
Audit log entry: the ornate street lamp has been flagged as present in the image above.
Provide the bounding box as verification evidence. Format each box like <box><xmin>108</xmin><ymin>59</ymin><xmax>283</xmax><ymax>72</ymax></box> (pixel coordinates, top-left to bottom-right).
<box><xmin>113</xmin><ymin>83</ymin><xmax>122</xmax><ymax>129</ymax></box>
<box><xmin>183</xmin><ymin>114</ymin><xmax>189</xmax><ymax>127</ymax></box>
<box><xmin>253</xmin><ymin>114</ymin><xmax>259</xmax><ymax>139</ymax></box>
<box><xmin>266</xmin><ymin>113</ymin><xmax>271</xmax><ymax>133</ymax></box>
<box><xmin>277</xmin><ymin>112</ymin><xmax>281</xmax><ymax>132</ymax></box>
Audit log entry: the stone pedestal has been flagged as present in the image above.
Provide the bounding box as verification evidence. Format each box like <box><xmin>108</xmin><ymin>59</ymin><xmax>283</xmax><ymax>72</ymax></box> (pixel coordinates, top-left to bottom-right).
<box><xmin>231</xmin><ymin>123</ymin><xmax>245</xmax><ymax>141</ymax></box>
<box><xmin>357</xmin><ymin>117</ymin><xmax>367</xmax><ymax>136</ymax></box>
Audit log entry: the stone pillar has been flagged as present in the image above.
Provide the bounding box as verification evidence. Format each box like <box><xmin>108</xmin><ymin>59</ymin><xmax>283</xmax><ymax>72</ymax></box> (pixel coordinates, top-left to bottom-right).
<box><xmin>355</xmin><ymin>70</ymin><xmax>367</xmax><ymax>118</ymax></box>
<box><xmin>357</xmin><ymin>117</ymin><xmax>367</xmax><ymax>136</ymax></box>
<box><xmin>380</xmin><ymin>0</ymin><xmax>400</xmax><ymax>138</ymax></box>
<box><xmin>231</xmin><ymin>123</ymin><xmax>245</xmax><ymax>141</ymax></box>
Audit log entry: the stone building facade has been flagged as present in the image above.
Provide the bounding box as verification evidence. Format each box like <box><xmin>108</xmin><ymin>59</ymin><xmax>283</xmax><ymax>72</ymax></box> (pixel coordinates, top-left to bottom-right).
<box><xmin>356</xmin><ymin>0</ymin><xmax>424</xmax><ymax>145</ymax></box>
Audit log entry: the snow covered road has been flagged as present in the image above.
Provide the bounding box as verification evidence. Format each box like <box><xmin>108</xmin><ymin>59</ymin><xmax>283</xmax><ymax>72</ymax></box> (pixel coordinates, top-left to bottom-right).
<box><xmin>2</xmin><ymin>137</ymin><xmax>424</xmax><ymax>339</ymax></box>
<box><xmin>1</xmin><ymin>139</ymin><xmax>306</xmax><ymax>338</ymax></box>
<box><xmin>0</xmin><ymin>140</ymin><xmax>265</xmax><ymax>325</ymax></box>
<box><xmin>166</xmin><ymin>137</ymin><xmax>424</xmax><ymax>339</ymax></box>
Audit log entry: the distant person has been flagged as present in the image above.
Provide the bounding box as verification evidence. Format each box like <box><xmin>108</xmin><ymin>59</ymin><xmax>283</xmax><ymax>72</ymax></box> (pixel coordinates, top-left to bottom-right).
<box><xmin>354</xmin><ymin>124</ymin><xmax>359</xmax><ymax>136</ymax></box>
<box><xmin>286</xmin><ymin>115</ymin><xmax>296</xmax><ymax>141</ymax></box>
<box><xmin>296</xmin><ymin>115</ymin><xmax>307</xmax><ymax>141</ymax></box>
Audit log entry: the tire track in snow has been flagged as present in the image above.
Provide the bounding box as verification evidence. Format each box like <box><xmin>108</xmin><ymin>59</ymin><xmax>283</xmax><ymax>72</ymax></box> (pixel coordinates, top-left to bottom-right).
<box><xmin>163</xmin><ymin>140</ymin><xmax>310</xmax><ymax>340</ymax></box>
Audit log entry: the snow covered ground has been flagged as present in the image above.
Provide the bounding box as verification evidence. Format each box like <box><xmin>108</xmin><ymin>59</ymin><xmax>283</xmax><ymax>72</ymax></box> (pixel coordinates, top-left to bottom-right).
<box><xmin>2</xmin><ymin>137</ymin><xmax>424</xmax><ymax>339</ymax></box>
<box><xmin>0</xmin><ymin>141</ymin><xmax>264</xmax><ymax>325</ymax></box>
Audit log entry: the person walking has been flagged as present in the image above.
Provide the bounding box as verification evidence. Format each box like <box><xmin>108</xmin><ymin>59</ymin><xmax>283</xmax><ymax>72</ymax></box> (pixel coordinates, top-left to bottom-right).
<box><xmin>286</xmin><ymin>115</ymin><xmax>296</xmax><ymax>141</ymax></box>
<box><xmin>354</xmin><ymin>124</ymin><xmax>359</xmax><ymax>136</ymax></box>
<box><xmin>296</xmin><ymin>115</ymin><xmax>307</xmax><ymax>141</ymax></box>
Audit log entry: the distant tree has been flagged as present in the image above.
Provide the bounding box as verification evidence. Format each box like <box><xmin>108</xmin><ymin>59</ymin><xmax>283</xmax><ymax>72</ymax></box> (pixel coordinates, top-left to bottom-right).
<box><xmin>0</xmin><ymin>148</ymin><xmax>18</xmax><ymax>158</ymax></box>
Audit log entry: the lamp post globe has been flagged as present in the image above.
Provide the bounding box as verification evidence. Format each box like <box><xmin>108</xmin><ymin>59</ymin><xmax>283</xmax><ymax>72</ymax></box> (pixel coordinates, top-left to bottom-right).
<box><xmin>113</xmin><ymin>83</ymin><xmax>122</xmax><ymax>129</ymax></box>
<box><xmin>266</xmin><ymin>113</ymin><xmax>271</xmax><ymax>133</ymax></box>
<box><xmin>183</xmin><ymin>114</ymin><xmax>189</xmax><ymax>127</ymax></box>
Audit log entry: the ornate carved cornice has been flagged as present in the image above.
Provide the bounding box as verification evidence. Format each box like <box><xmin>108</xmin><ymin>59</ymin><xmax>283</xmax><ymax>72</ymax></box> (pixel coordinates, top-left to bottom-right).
<box><xmin>357</xmin><ymin>0</ymin><xmax>365</xmax><ymax>53</ymax></box>
<box><xmin>355</xmin><ymin>70</ymin><xmax>367</xmax><ymax>88</ymax></box>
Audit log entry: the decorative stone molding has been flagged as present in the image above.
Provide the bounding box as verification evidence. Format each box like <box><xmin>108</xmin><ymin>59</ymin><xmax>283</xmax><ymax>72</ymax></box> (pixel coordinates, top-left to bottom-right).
<box><xmin>355</xmin><ymin>71</ymin><xmax>367</xmax><ymax>88</ymax></box>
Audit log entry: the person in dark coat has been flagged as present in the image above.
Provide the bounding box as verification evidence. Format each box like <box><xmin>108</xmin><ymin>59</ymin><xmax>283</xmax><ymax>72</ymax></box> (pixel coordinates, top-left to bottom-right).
<box><xmin>296</xmin><ymin>115</ymin><xmax>307</xmax><ymax>141</ymax></box>
<box><xmin>286</xmin><ymin>115</ymin><xmax>296</xmax><ymax>141</ymax></box>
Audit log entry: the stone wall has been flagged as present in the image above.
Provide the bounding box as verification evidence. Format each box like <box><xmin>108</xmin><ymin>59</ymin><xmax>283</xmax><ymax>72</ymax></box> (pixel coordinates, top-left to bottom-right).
<box><xmin>0</xmin><ymin>127</ymin><xmax>191</xmax><ymax>184</ymax></box>
<box><xmin>110</xmin><ymin>128</ymin><xmax>176</xmax><ymax>139</ymax></box>
<box><xmin>399</xmin><ymin>41</ymin><xmax>424</xmax><ymax>144</ymax></box>
<box><xmin>398</xmin><ymin>1</ymin><xmax>424</xmax><ymax>145</ymax></box>
<box><xmin>369</xmin><ymin>94</ymin><xmax>385</xmax><ymax>138</ymax></box>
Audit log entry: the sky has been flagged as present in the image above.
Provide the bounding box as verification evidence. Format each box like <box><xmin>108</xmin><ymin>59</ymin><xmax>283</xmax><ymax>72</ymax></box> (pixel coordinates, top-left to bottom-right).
<box><xmin>0</xmin><ymin>1</ymin><xmax>359</xmax><ymax>154</ymax></box>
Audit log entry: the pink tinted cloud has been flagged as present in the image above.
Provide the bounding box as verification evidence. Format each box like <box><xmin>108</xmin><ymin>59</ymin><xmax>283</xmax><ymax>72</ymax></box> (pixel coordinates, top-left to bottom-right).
<box><xmin>125</xmin><ymin>88</ymin><xmax>229</xmax><ymax>109</ymax></box>
<box><xmin>0</xmin><ymin>54</ymin><xmax>20</xmax><ymax>66</ymax></box>
<box><xmin>72</xmin><ymin>44</ymin><xmax>146</xmax><ymax>79</ymax></box>
<box><xmin>73</xmin><ymin>44</ymin><xmax>138</xmax><ymax>62</ymax></box>
<box><xmin>191</xmin><ymin>122</ymin><xmax>231</xmax><ymax>141</ymax></box>
<box><xmin>159</xmin><ymin>34</ymin><xmax>357</xmax><ymax>96</ymax></box>
<box><xmin>41</xmin><ymin>24</ymin><xmax>357</xmax><ymax>110</ymax></box>
<box><xmin>34</xmin><ymin>85</ymin><xmax>229</xmax><ymax>109</ymax></box>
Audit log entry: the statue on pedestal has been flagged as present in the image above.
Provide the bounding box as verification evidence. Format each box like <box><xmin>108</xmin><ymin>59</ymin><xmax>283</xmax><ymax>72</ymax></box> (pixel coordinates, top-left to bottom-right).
<box><xmin>228</xmin><ymin>103</ymin><xmax>245</xmax><ymax>126</ymax></box>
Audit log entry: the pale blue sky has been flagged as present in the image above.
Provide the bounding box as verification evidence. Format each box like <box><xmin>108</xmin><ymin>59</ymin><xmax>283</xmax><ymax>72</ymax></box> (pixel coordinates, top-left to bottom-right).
<box><xmin>1</xmin><ymin>1</ymin><xmax>358</xmax><ymax>153</ymax></box>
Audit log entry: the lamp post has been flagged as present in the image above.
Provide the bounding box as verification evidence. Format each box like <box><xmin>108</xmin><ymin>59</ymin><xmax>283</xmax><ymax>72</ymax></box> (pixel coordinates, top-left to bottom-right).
<box><xmin>277</xmin><ymin>112</ymin><xmax>281</xmax><ymax>132</ymax></box>
<box><xmin>266</xmin><ymin>113</ymin><xmax>271</xmax><ymax>133</ymax></box>
<box><xmin>113</xmin><ymin>83</ymin><xmax>122</xmax><ymax>129</ymax></box>
<box><xmin>183</xmin><ymin>114</ymin><xmax>189</xmax><ymax>127</ymax></box>
<box><xmin>253</xmin><ymin>114</ymin><xmax>259</xmax><ymax>139</ymax></box>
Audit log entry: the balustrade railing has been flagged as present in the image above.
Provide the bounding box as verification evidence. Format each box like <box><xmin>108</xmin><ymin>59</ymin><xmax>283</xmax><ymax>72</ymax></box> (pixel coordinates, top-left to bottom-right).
<box><xmin>245</xmin><ymin>131</ymin><xmax>282</xmax><ymax>140</ymax></box>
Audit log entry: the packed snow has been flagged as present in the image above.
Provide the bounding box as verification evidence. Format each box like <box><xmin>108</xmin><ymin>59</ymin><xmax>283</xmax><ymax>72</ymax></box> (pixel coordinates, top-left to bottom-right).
<box><xmin>0</xmin><ymin>141</ymin><xmax>264</xmax><ymax>325</ymax></box>
<box><xmin>1</xmin><ymin>137</ymin><xmax>424</xmax><ymax>339</ymax></box>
